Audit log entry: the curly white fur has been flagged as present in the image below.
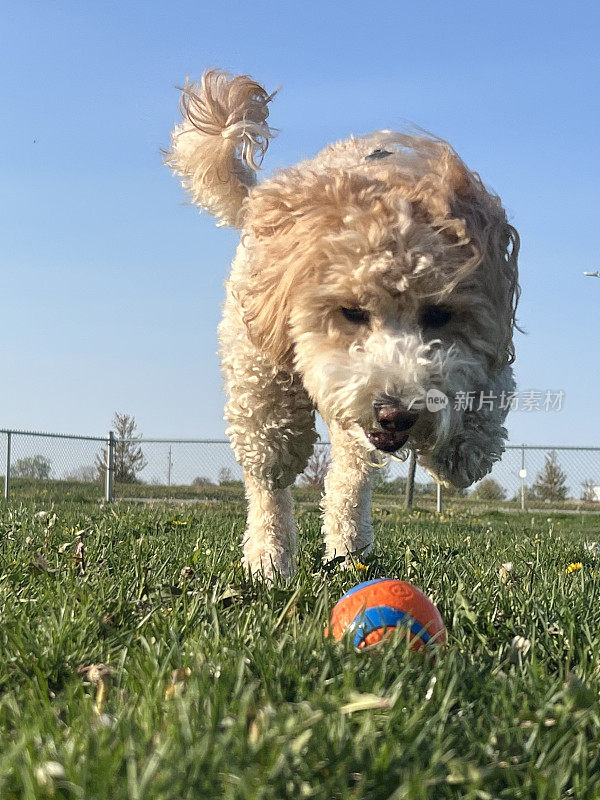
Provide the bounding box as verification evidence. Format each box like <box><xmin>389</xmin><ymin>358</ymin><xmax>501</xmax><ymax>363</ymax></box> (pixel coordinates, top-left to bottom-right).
<box><xmin>167</xmin><ymin>69</ymin><xmax>520</xmax><ymax>577</ymax></box>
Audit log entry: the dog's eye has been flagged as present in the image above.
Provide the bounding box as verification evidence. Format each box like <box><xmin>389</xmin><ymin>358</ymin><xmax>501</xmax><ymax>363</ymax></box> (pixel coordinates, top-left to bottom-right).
<box><xmin>341</xmin><ymin>307</ymin><xmax>370</xmax><ymax>325</ymax></box>
<box><xmin>421</xmin><ymin>305</ymin><xmax>452</xmax><ymax>328</ymax></box>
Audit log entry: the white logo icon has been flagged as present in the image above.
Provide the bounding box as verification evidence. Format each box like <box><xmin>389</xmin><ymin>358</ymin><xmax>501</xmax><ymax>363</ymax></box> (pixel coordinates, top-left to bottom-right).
<box><xmin>426</xmin><ymin>389</ymin><xmax>449</xmax><ymax>413</ymax></box>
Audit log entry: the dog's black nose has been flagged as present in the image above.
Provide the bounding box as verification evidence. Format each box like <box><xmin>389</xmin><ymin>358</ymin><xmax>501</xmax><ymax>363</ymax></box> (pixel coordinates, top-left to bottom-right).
<box><xmin>374</xmin><ymin>401</ymin><xmax>419</xmax><ymax>432</ymax></box>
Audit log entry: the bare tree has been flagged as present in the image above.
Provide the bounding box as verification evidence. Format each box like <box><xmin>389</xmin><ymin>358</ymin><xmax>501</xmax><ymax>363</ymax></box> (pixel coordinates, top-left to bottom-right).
<box><xmin>192</xmin><ymin>476</ymin><xmax>214</xmax><ymax>487</ymax></box>
<box><xmin>299</xmin><ymin>448</ymin><xmax>331</xmax><ymax>490</ymax></box>
<box><xmin>582</xmin><ymin>479</ymin><xmax>598</xmax><ymax>503</ymax></box>
<box><xmin>96</xmin><ymin>413</ymin><xmax>147</xmax><ymax>484</ymax></box>
<box><xmin>218</xmin><ymin>467</ymin><xmax>233</xmax><ymax>485</ymax></box>
<box><xmin>64</xmin><ymin>465</ymin><xmax>97</xmax><ymax>483</ymax></box>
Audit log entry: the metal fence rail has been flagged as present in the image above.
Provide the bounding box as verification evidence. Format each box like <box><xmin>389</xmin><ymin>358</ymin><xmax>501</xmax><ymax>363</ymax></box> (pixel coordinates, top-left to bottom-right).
<box><xmin>1</xmin><ymin>428</ymin><xmax>600</xmax><ymax>511</ymax></box>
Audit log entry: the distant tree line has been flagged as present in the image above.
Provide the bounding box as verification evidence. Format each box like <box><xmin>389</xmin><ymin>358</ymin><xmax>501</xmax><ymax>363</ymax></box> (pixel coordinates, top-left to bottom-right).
<box><xmin>11</xmin><ymin>455</ymin><xmax>52</xmax><ymax>480</ymax></box>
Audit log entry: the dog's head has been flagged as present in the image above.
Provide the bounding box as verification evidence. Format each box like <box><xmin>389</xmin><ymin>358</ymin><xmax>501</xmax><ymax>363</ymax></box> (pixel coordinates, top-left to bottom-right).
<box><xmin>241</xmin><ymin>134</ymin><xmax>520</xmax><ymax>485</ymax></box>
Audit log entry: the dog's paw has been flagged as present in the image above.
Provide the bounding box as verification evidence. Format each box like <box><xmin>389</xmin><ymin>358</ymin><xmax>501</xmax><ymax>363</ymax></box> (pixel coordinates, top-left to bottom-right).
<box><xmin>242</xmin><ymin>552</ymin><xmax>297</xmax><ymax>581</ymax></box>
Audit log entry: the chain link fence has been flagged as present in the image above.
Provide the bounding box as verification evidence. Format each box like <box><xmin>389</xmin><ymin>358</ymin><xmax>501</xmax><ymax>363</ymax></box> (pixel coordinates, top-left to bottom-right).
<box><xmin>1</xmin><ymin>428</ymin><xmax>600</xmax><ymax>512</ymax></box>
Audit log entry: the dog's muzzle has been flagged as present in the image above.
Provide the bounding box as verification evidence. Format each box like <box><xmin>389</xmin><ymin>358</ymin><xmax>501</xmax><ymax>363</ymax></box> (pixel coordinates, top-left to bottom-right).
<box><xmin>366</xmin><ymin>399</ymin><xmax>419</xmax><ymax>452</ymax></box>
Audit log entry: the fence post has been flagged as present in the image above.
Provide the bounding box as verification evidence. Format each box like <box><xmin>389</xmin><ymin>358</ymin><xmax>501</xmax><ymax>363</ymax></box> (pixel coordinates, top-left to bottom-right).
<box><xmin>105</xmin><ymin>430</ymin><xmax>115</xmax><ymax>502</ymax></box>
<box><xmin>436</xmin><ymin>482</ymin><xmax>443</xmax><ymax>514</ymax></box>
<box><xmin>3</xmin><ymin>431</ymin><xmax>11</xmax><ymax>501</ymax></box>
<box><xmin>520</xmin><ymin>443</ymin><xmax>526</xmax><ymax>512</ymax></box>
<box><xmin>404</xmin><ymin>449</ymin><xmax>416</xmax><ymax>509</ymax></box>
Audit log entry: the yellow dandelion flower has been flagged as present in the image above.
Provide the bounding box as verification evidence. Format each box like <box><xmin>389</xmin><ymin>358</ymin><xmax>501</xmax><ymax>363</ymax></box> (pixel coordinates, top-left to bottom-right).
<box><xmin>354</xmin><ymin>562</ymin><xmax>368</xmax><ymax>572</ymax></box>
<box><xmin>566</xmin><ymin>562</ymin><xmax>582</xmax><ymax>574</ymax></box>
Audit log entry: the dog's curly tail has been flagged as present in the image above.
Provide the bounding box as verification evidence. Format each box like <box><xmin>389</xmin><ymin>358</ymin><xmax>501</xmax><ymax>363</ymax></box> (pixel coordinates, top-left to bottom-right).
<box><xmin>165</xmin><ymin>69</ymin><xmax>276</xmax><ymax>228</ymax></box>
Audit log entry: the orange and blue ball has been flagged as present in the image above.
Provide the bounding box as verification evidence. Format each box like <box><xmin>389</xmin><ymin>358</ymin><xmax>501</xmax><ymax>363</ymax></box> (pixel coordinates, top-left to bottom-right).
<box><xmin>328</xmin><ymin>578</ymin><xmax>446</xmax><ymax>652</ymax></box>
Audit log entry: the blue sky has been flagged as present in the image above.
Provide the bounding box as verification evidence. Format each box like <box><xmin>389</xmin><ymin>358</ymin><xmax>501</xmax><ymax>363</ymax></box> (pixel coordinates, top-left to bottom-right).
<box><xmin>1</xmin><ymin>0</ymin><xmax>599</xmax><ymax>445</ymax></box>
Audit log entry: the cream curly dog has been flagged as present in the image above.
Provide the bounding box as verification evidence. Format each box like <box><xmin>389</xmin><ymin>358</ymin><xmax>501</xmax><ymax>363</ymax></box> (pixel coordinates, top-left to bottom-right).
<box><xmin>167</xmin><ymin>70</ymin><xmax>520</xmax><ymax>577</ymax></box>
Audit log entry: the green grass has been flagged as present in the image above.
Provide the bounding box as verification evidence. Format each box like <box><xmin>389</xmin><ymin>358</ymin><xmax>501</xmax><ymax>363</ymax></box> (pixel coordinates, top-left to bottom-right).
<box><xmin>2</xmin><ymin>500</ymin><xmax>600</xmax><ymax>799</ymax></box>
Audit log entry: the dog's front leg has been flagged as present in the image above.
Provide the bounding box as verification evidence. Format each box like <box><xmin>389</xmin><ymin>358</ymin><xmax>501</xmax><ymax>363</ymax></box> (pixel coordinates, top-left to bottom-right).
<box><xmin>322</xmin><ymin>423</ymin><xmax>374</xmax><ymax>564</ymax></box>
<box><xmin>242</xmin><ymin>474</ymin><xmax>298</xmax><ymax>578</ymax></box>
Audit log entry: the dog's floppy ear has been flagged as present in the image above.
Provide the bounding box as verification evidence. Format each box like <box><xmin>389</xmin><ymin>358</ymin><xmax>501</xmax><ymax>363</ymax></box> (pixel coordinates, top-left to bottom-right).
<box><xmin>239</xmin><ymin>249</ymin><xmax>301</xmax><ymax>369</ymax></box>
<box><xmin>421</xmin><ymin>364</ymin><xmax>515</xmax><ymax>488</ymax></box>
<box><xmin>443</xmin><ymin>148</ymin><xmax>520</xmax><ymax>371</ymax></box>
<box><xmin>401</xmin><ymin>137</ymin><xmax>520</xmax><ymax>371</ymax></box>
<box><xmin>453</xmin><ymin>193</ymin><xmax>520</xmax><ymax>370</ymax></box>
<box><xmin>240</xmin><ymin>171</ymin><xmax>357</xmax><ymax>368</ymax></box>
<box><xmin>485</xmin><ymin>219</ymin><xmax>520</xmax><ymax>369</ymax></box>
